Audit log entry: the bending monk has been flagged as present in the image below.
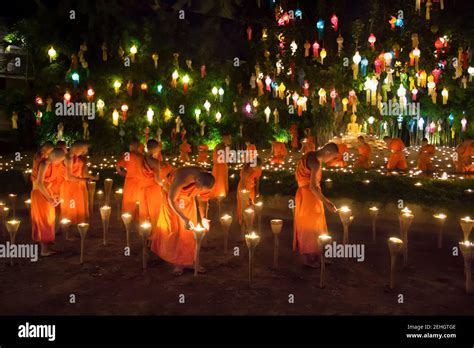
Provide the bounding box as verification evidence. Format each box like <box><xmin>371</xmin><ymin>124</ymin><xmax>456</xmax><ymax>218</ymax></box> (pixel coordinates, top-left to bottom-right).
<box><xmin>417</xmin><ymin>138</ymin><xmax>436</xmax><ymax>172</ymax></box>
<box><xmin>245</xmin><ymin>139</ymin><xmax>258</xmax><ymax>163</ymax></box>
<box><xmin>138</xmin><ymin>140</ymin><xmax>163</xmax><ymax>227</ymax></box>
<box><xmin>454</xmin><ymin>138</ymin><xmax>473</xmax><ymax>173</ymax></box>
<box><xmin>210</xmin><ymin>134</ymin><xmax>230</xmax><ymax>198</ymax></box>
<box><xmin>384</xmin><ymin>136</ymin><xmax>408</xmax><ymax>171</ymax></box>
<box><xmin>270</xmin><ymin>140</ymin><xmax>288</xmax><ymax>164</ymax></box>
<box><xmin>116</xmin><ymin>139</ymin><xmax>144</xmax><ymax>216</ymax></box>
<box><xmin>60</xmin><ymin>141</ymin><xmax>98</xmax><ymax>224</ymax></box>
<box><xmin>354</xmin><ymin>135</ymin><xmax>372</xmax><ymax>169</ymax></box>
<box><xmin>326</xmin><ymin>136</ymin><xmax>348</xmax><ymax>168</ymax></box>
<box><xmin>294</xmin><ymin>144</ymin><xmax>339</xmax><ymax>268</ymax></box>
<box><xmin>236</xmin><ymin>158</ymin><xmax>263</xmax><ymax>224</ymax></box>
<box><xmin>151</xmin><ymin>167</ymin><xmax>215</xmax><ymax>275</ymax></box>
<box><xmin>31</xmin><ymin>148</ymin><xmax>65</xmax><ymax>256</ymax></box>
<box><xmin>179</xmin><ymin>139</ymin><xmax>192</xmax><ymax>162</ymax></box>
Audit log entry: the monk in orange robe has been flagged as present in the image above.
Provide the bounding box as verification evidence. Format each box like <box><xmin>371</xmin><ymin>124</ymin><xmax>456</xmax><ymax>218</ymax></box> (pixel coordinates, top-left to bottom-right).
<box><xmin>138</xmin><ymin>140</ymin><xmax>163</xmax><ymax>227</ymax></box>
<box><xmin>270</xmin><ymin>140</ymin><xmax>288</xmax><ymax>164</ymax></box>
<box><xmin>326</xmin><ymin>136</ymin><xmax>348</xmax><ymax>168</ymax></box>
<box><xmin>354</xmin><ymin>136</ymin><xmax>372</xmax><ymax>169</ymax></box>
<box><xmin>290</xmin><ymin>125</ymin><xmax>299</xmax><ymax>150</ymax></box>
<box><xmin>31</xmin><ymin>148</ymin><xmax>65</xmax><ymax>256</ymax></box>
<box><xmin>384</xmin><ymin>136</ymin><xmax>408</xmax><ymax>171</ymax></box>
<box><xmin>245</xmin><ymin>140</ymin><xmax>258</xmax><ymax>163</ymax></box>
<box><xmin>116</xmin><ymin>139</ymin><xmax>144</xmax><ymax>215</ymax></box>
<box><xmin>210</xmin><ymin>135</ymin><xmax>231</xmax><ymax>198</ymax></box>
<box><xmin>294</xmin><ymin>144</ymin><xmax>339</xmax><ymax>267</ymax></box>
<box><xmin>151</xmin><ymin>167</ymin><xmax>215</xmax><ymax>275</ymax></box>
<box><xmin>60</xmin><ymin>141</ymin><xmax>98</xmax><ymax>224</ymax></box>
<box><xmin>31</xmin><ymin>142</ymin><xmax>54</xmax><ymax>183</ymax></box>
<box><xmin>417</xmin><ymin>138</ymin><xmax>436</xmax><ymax>172</ymax></box>
<box><xmin>179</xmin><ymin>139</ymin><xmax>192</xmax><ymax>162</ymax></box>
<box><xmin>197</xmin><ymin>144</ymin><xmax>209</xmax><ymax>163</ymax></box>
<box><xmin>301</xmin><ymin>128</ymin><xmax>316</xmax><ymax>154</ymax></box>
<box><xmin>236</xmin><ymin>159</ymin><xmax>263</xmax><ymax>224</ymax></box>
<box><xmin>454</xmin><ymin>138</ymin><xmax>473</xmax><ymax>173</ymax></box>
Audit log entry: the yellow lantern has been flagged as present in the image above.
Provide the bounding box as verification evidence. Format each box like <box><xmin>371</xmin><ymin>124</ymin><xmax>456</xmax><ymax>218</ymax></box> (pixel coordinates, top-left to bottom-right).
<box><xmin>130</xmin><ymin>45</ymin><xmax>137</xmax><ymax>62</ymax></box>
<box><xmin>146</xmin><ymin>107</ymin><xmax>154</xmax><ymax>124</ymax></box>
<box><xmin>320</xmin><ymin>48</ymin><xmax>327</xmax><ymax>64</ymax></box>
<box><xmin>164</xmin><ymin>108</ymin><xmax>172</xmax><ymax>121</ymax></box>
<box><xmin>113</xmin><ymin>80</ymin><xmax>121</xmax><ymax>94</ymax></box>
<box><xmin>342</xmin><ymin>97</ymin><xmax>349</xmax><ymax>112</ymax></box>
<box><xmin>112</xmin><ymin>109</ymin><xmax>119</xmax><ymax>126</ymax></box>
<box><xmin>48</xmin><ymin>46</ymin><xmax>57</xmax><ymax>63</ymax></box>
<box><xmin>441</xmin><ymin>87</ymin><xmax>448</xmax><ymax>104</ymax></box>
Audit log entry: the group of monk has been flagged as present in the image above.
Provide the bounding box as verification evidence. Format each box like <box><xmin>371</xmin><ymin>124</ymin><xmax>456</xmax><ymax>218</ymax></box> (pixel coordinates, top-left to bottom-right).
<box><xmin>26</xmin><ymin>128</ymin><xmax>473</xmax><ymax>274</ymax></box>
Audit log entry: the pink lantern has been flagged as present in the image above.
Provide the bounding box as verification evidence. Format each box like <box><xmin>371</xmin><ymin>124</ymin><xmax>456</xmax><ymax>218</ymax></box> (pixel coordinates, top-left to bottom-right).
<box><xmin>312</xmin><ymin>41</ymin><xmax>320</xmax><ymax>58</ymax></box>
<box><xmin>331</xmin><ymin>14</ymin><xmax>338</xmax><ymax>31</ymax></box>
<box><xmin>368</xmin><ymin>33</ymin><xmax>376</xmax><ymax>48</ymax></box>
<box><xmin>121</xmin><ymin>103</ymin><xmax>129</xmax><ymax>121</ymax></box>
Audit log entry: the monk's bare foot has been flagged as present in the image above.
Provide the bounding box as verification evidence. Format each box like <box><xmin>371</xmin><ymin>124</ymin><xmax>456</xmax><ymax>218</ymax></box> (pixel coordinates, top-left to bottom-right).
<box><xmin>172</xmin><ymin>266</ymin><xmax>184</xmax><ymax>276</ymax></box>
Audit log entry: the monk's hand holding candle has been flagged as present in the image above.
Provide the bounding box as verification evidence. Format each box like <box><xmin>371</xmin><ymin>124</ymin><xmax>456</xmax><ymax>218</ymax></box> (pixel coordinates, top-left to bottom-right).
<box><xmin>201</xmin><ymin>218</ymin><xmax>210</xmax><ymax>231</ymax></box>
<box><xmin>324</xmin><ymin>199</ymin><xmax>338</xmax><ymax>213</ymax></box>
<box><xmin>185</xmin><ymin>219</ymin><xmax>195</xmax><ymax>230</ymax></box>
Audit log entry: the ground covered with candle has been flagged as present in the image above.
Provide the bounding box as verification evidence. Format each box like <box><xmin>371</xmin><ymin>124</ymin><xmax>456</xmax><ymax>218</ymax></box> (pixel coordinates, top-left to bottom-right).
<box><xmin>1</xmin><ymin>192</ymin><xmax>473</xmax><ymax>315</ymax></box>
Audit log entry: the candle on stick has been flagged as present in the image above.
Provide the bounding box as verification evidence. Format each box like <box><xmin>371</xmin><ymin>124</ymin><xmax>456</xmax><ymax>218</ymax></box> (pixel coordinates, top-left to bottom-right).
<box><xmin>369</xmin><ymin>206</ymin><xmax>379</xmax><ymax>243</ymax></box>
<box><xmin>245</xmin><ymin>231</ymin><xmax>261</xmax><ymax>285</ymax></box>
<box><xmin>219</xmin><ymin>214</ymin><xmax>232</xmax><ymax>254</ymax></box>
<box><xmin>270</xmin><ymin>219</ymin><xmax>283</xmax><ymax>269</ymax></box>
<box><xmin>193</xmin><ymin>223</ymin><xmax>207</xmax><ymax>276</ymax></box>
<box><xmin>115</xmin><ymin>189</ymin><xmax>123</xmax><ymax>221</ymax></box>
<box><xmin>318</xmin><ymin>234</ymin><xmax>333</xmax><ymax>288</ymax></box>
<box><xmin>338</xmin><ymin>206</ymin><xmax>353</xmax><ymax>245</ymax></box>
<box><xmin>217</xmin><ymin>193</ymin><xmax>225</xmax><ymax>217</ymax></box>
<box><xmin>104</xmin><ymin>178</ymin><xmax>113</xmax><ymax>206</ymax></box>
<box><xmin>243</xmin><ymin>208</ymin><xmax>255</xmax><ymax>238</ymax></box>
<box><xmin>77</xmin><ymin>223</ymin><xmax>89</xmax><ymax>264</ymax></box>
<box><xmin>399</xmin><ymin>212</ymin><xmax>414</xmax><ymax>267</ymax></box>
<box><xmin>96</xmin><ymin>190</ymin><xmax>104</xmax><ymax>209</ymax></box>
<box><xmin>388</xmin><ymin>237</ymin><xmax>404</xmax><ymax>290</ymax></box>
<box><xmin>433</xmin><ymin>213</ymin><xmax>447</xmax><ymax>248</ymax></box>
<box><xmin>325</xmin><ymin>178</ymin><xmax>333</xmax><ymax>189</ymax></box>
<box><xmin>100</xmin><ymin>205</ymin><xmax>111</xmax><ymax>245</ymax></box>
<box><xmin>1</xmin><ymin>206</ymin><xmax>9</xmax><ymax>237</ymax></box>
<box><xmin>121</xmin><ymin>213</ymin><xmax>132</xmax><ymax>249</ymax></box>
<box><xmin>459</xmin><ymin>241</ymin><xmax>473</xmax><ymax>294</ymax></box>
<box><xmin>87</xmin><ymin>181</ymin><xmax>96</xmax><ymax>217</ymax></box>
<box><xmin>8</xmin><ymin>194</ymin><xmax>17</xmax><ymax>218</ymax></box>
<box><xmin>460</xmin><ymin>216</ymin><xmax>473</xmax><ymax>242</ymax></box>
<box><xmin>6</xmin><ymin>219</ymin><xmax>20</xmax><ymax>265</ymax></box>
<box><xmin>139</xmin><ymin>222</ymin><xmax>152</xmax><ymax>270</ymax></box>
<box><xmin>254</xmin><ymin>201</ymin><xmax>263</xmax><ymax>234</ymax></box>
<box><xmin>61</xmin><ymin>218</ymin><xmax>71</xmax><ymax>241</ymax></box>
<box><xmin>24</xmin><ymin>199</ymin><xmax>31</xmax><ymax>214</ymax></box>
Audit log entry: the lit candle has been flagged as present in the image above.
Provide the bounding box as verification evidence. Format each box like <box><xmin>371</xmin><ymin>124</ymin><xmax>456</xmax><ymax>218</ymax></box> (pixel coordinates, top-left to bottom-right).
<box><xmin>399</xmin><ymin>212</ymin><xmax>414</xmax><ymax>266</ymax></box>
<box><xmin>6</xmin><ymin>219</ymin><xmax>20</xmax><ymax>244</ymax></box>
<box><xmin>369</xmin><ymin>206</ymin><xmax>379</xmax><ymax>242</ymax></box>
<box><xmin>220</xmin><ymin>214</ymin><xmax>232</xmax><ymax>254</ymax></box>
<box><xmin>338</xmin><ymin>206</ymin><xmax>353</xmax><ymax>244</ymax></box>
<box><xmin>60</xmin><ymin>218</ymin><xmax>72</xmax><ymax>241</ymax></box>
<box><xmin>460</xmin><ymin>217</ymin><xmax>474</xmax><ymax>242</ymax></box>
<box><xmin>140</xmin><ymin>222</ymin><xmax>153</xmax><ymax>270</ymax></box>
<box><xmin>121</xmin><ymin>213</ymin><xmax>133</xmax><ymax>248</ymax></box>
<box><xmin>254</xmin><ymin>201</ymin><xmax>263</xmax><ymax>233</ymax></box>
<box><xmin>245</xmin><ymin>231</ymin><xmax>261</xmax><ymax>284</ymax></box>
<box><xmin>459</xmin><ymin>241</ymin><xmax>473</xmax><ymax>294</ymax></box>
<box><xmin>318</xmin><ymin>234</ymin><xmax>333</xmax><ymax>288</ymax></box>
<box><xmin>100</xmin><ymin>205</ymin><xmax>112</xmax><ymax>246</ymax></box>
<box><xmin>104</xmin><ymin>178</ymin><xmax>113</xmax><ymax>206</ymax></box>
<box><xmin>77</xmin><ymin>223</ymin><xmax>90</xmax><ymax>264</ymax></box>
<box><xmin>193</xmin><ymin>223</ymin><xmax>207</xmax><ymax>276</ymax></box>
<box><xmin>433</xmin><ymin>213</ymin><xmax>447</xmax><ymax>248</ymax></box>
<box><xmin>388</xmin><ymin>237</ymin><xmax>404</xmax><ymax>289</ymax></box>
<box><xmin>8</xmin><ymin>194</ymin><xmax>17</xmax><ymax>218</ymax></box>
<box><xmin>270</xmin><ymin>219</ymin><xmax>283</xmax><ymax>269</ymax></box>
<box><xmin>244</xmin><ymin>208</ymin><xmax>255</xmax><ymax>236</ymax></box>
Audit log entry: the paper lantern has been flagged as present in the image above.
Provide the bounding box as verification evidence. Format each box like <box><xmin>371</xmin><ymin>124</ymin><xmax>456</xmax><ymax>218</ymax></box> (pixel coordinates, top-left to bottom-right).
<box><xmin>411</xmin><ymin>87</ymin><xmax>418</xmax><ymax>101</ymax></box>
<box><xmin>48</xmin><ymin>46</ymin><xmax>57</xmax><ymax>62</ymax></box>
<box><xmin>318</xmin><ymin>88</ymin><xmax>326</xmax><ymax>105</ymax></box>
<box><xmin>121</xmin><ymin>104</ymin><xmax>129</xmax><ymax>121</ymax></box>
<box><xmin>140</xmin><ymin>83</ymin><xmax>148</xmax><ymax>91</ymax></box>
<box><xmin>204</xmin><ymin>100</ymin><xmax>211</xmax><ymax>113</ymax></box>
<box><xmin>113</xmin><ymin>80</ymin><xmax>121</xmax><ymax>94</ymax></box>
<box><xmin>146</xmin><ymin>108</ymin><xmax>154</xmax><ymax>124</ymax></box>
<box><xmin>316</xmin><ymin>19</ymin><xmax>324</xmax><ymax>39</ymax></box>
<box><xmin>35</xmin><ymin>96</ymin><xmax>44</xmax><ymax>106</ymax></box>
<box><xmin>215</xmin><ymin>112</ymin><xmax>222</xmax><ymax>123</ymax></box>
<box><xmin>112</xmin><ymin>109</ymin><xmax>119</xmax><ymax>126</ymax></box>
<box><xmin>171</xmin><ymin>70</ymin><xmax>179</xmax><ymax>88</ymax></box>
<box><xmin>264</xmin><ymin>106</ymin><xmax>271</xmax><ymax>123</ymax></box>
<box><xmin>331</xmin><ymin>14</ymin><xmax>338</xmax><ymax>31</ymax></box>
<box><xmin>320</xmin><ymin>48</ymin><xmax>327</xmax><ymax>64</ymax></box>
<box><xmin>218</xmin><ymin>87</ymin><xmax>224</xmax><ymax>102</ymax></box>
<box><xmin>312</xmin><ymin>41</ymin><xmax>320</xmax><ymax>58</ymax></box>
<box><xmin>164</xmin><ymin>108</ymin><xmax>172</xmax><ymax>121</ymax></box>
<box><xmin>342</xmin><ymin>98</ymin><xmax>348</xmax><ymax>112</ymax></box>
<box><xmin>441</xmin><ymin>88</ymin><xmax>448</xmax><ymax>104</ymax></box>
<box><xmin>194</xmin><ymin>108</ymin><xmax>201</xmax><ymax>122</ymax></box>
<box><xmin>129</xmin><ymin>45</ymin><xmax>137</xmax><ymax>63</ymax></box>
<box><xmin>461</xmin><ymin>117</ymin><xmax>467</xmax><ymax>131</ymax></box>
<box><xmin>435</xmin><ymin>38</ymin><xmax>443</xmax><ymax>51</ymax></box>
<box><xmin>63</xmin><ymin>91</ymin><xmax>71</xmax><ymax>104</ymax></box>
<box><xmin>97</xmin><ymin>99</ymin><xmax>105</xmax><ymax>117</ymax></box>
<box><xmin>368</xmin><ymin>33</ymin><xmax>376</xmax><ymax>48</ymax></box>
<box><xmin>182</xmin><ymin>75</ymin><xmax>190</xmax><ymax>94</ymax></box>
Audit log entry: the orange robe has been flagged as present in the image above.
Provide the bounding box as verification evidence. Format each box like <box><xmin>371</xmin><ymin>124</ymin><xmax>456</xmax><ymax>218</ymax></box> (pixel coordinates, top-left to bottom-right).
<box><xmin>417</xmin><ymin>144</ymin><xmax>436</xmax><ymax>171</ymax></box>
<box><xmin>293</xmin><ymin>154</ymin><xmax>327</xmax><ymax>254</ymax></box>
<box><xmin>117</xmin><ymin>152</ymin><xmax>143</xmax><ymax>214</ymax></box>
<box><xmin>210</xmin><ymin>147</ymin><xmax>229</xmax><ymax>198</ymax></box>
<box><xmin>179</xmin><ymin>142</ymin><xmax>192</xmax><ymax>162</ymax></box>
<box><xmin>355</xmin><ymin>143</ymin><xmax>372</xmax><ymax>169</ymax></box>
<box><xmin>454</xmin><ymin>144</ymin><xmax>473</xmax><ymax>172</ymax></box>
<box><xmin>246</xmin><ymin>143</ymin><xmax>257</xmax><ymax>162</ymax></box>
<box><xmin>31</xmin><ymin>161</ymin><xmax>61</xmax><ymax>242</ymax></box>
<box><xmin>197</xmin><ymin>144</ymin><xmax>209</xmax><ymax>163</ymax></box>
<box><xmin>236</xmin><ymin>167</ymin><xmax>263</xmax><ymax>224</ymax></box>
<box><xmin>271</xmin><ymin>141</ymin><xmax>288</xmax><ymax>164</ymax></box>
<box><xmin>138</xmin><ymin>159</ymin><xmax>163</xmax><ymax>226</ymax></box>
<box><xmin>60</xmin><ymin>156</ymin><xmax>89</xmax><ymax>224</ymax></box>
<box><xmin>327</xmin><ymin>143</ymin><xmax>348</xmax><ymax>168</ymax></box>
<box><xmin>290</xmin><ymin>125</ymin><xmax>299</xmax><ymax>150</ymax></box>
<box><xmin>151</xmin><ymin>176</ymin><xmax>212</xmax><ymax>266</ymax></box>
<box><xmin>31</xmin><ymin>154</ymin><xmax>44</xmax><ymax>183</ymax></box>
<box><xmin>387</xmin><ymin>138</ymin><xmax>407</xmax><ymax>170</ymax></box>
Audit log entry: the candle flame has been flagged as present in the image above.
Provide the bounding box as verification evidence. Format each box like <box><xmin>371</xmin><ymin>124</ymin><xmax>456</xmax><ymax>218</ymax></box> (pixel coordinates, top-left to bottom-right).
<box><xmin>461</xmin><ymin>216</ymin><xmax>473</xmax><ymax>222</ymax></box>
<box><xmin>433</xmin><ymin>213</ymin><xmax>446</xmax><ymax>219</ymax></box>
<box><xmin>339</xmin><ymin>206</ymin><xmax>351</xmax><ymax>212</ymax></box>
<box><xmin>389</xmin><ymin>237</ymin><xmax>403</xmax><ymax>244</ymax></box>
<box><xmin>369</xmin><ymin>206</ymin><xmax>378</xmax><ymax>211</ymax></box>
<box><xmin>61</xmin><ymin>218</ymin><xmax>71</xmax><ymax>224</ymax></box>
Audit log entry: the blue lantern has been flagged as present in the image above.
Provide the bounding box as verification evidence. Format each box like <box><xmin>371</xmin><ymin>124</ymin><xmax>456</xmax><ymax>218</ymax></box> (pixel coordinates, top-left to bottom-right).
<box><xmin>316</xmin><ymin>19</ymin><xmax>324</xmax><ymax>40</ymax></box>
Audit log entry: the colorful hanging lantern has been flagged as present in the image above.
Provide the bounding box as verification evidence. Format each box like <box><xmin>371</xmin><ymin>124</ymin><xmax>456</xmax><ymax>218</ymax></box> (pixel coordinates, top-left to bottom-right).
<box><xmin>368</xmin><ymin>33</ymin><xmax>376</xmax><ymax>49</ymax></box>
<box><xmin>129</xmin><ymin>45</ymin><xmax>137</xmax><ymax>63</ymax></box>
<box><xmin>63</xmin><ymin>91</ymin><xmax>71</xmax><ymax>104</ymax></box>
<box><xmin>171</xmin><ymin>70</ymin><xmax>179</xmax><ymax>88</ymax></box>
<box><xmin>97</xmin><ymin>99</ymin><xmax>105</xmax><ymax>117</ymax></box>
<box><xmin>121</xmin><ymin>103</ymin><xmax>129</xmax><ymax>121</ymax></box>
<box><xmin>182</xmin><ymin>75</ymin><xmax>190</xmax><ymax>94</ymax></box>
<box><xmin>113</xmin><ymin>80</ymin><xmax>121</xmax><ymax>94</ymax></box>
<box><xmin>330</xmin><ymin>14</ymin><xmax>338</xmax><ymax>31</ymax></box>
<box><xmin>316</xmin><ymin>19</ymin><xmax>324</xmax><ymax>40</ymax></box>
<box><xmin>320</xmin><ymin>48</ymin><xmax>327</xmax><ymax>64</ymax></box>
<box><xmin>342</xmin><ymin>98</ymin><xmax>348</xmax><ymax>112</ymax></box>
<box><xmin>112</xmin><ymin>109</ymin><xmax>119</xmax><ymax>126</ymax></box>
<box><xmin>48</xmin><ymin>46</ymin><xmax>57</xmax><ymax>63</ymax></box>
<box><xmin>441</xmin><ymin>88</ymin><xmax>448</xmax><ymax>104</ymax></box>
<box><xmin>146</xmin><ymin>107</ymin><xmax>154</xmax><ymax>124</ymax></box>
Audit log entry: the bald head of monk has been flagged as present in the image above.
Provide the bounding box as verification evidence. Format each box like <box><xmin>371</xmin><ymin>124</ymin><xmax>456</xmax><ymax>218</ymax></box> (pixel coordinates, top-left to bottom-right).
<box><xmin>56</xmin><ymin>141</ymin><xmax>67</xmax><ymax>152</ymax></box>
<box><xmin>422</xmin><ymin>137</ymin><xmax>429</xmax><ymax>146</ymax></box>
<box><xmin>357</xmin><ymin>135</ymin><xmax>366</xmax><ymax>145</ymax></box>
<box><xmin>383</xmin><ymin>136</ymin><xmax>392</xmax><ymax>145</ymax></box>
<box><xmin>195</xmin><ymin>172</ymin><xmax>215</xmax><ymax>190</ymax></box>
<box><xmin>40</xmin><ymin>142</ymin><xmax>54</xmax><ymax>157</ymax></box>
<box><xmin>309</xmin><ymin>142</ymin><xmax>339</xmax><ymax>165</ymax></box>
<box><xmin>71</xmin><ymin>140</ymin><xmax>90</xmax><ymax>156</ymax></box>
<box><xmin>146</xmin><ymin>139</ymin><xmax>160</xmax><ymax>158</ymax></box>
<box><xmin>49</xmin><ymin>148</ymin><xmax>66</xmax><ymax>164</ymax></box>
<box><xmin>129</xmin><ymin>139</ymin><xmax>141</xmax><ymax>153</ymax></box>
